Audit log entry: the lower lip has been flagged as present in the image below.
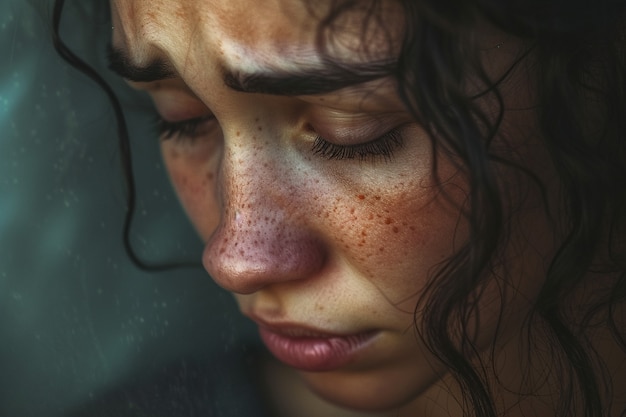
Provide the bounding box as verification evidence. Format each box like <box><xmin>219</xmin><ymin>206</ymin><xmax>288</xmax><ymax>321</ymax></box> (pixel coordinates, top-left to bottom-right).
<box><xmin>258</xmin><ymin>327</ymin><xmax>378</xmax><ymax>372</ymax></box>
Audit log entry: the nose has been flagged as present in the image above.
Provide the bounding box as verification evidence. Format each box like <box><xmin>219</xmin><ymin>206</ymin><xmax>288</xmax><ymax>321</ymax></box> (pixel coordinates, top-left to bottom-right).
<box><xmin>202</xmin><ymin>143</ymin><xmax>327</xmax><ymax>294</ymax></box>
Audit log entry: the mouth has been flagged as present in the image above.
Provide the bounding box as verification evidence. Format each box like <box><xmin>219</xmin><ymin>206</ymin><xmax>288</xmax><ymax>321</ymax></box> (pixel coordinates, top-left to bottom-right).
<box><xmin>250</xmin><ymin>317</ymin><xmax>379</xmax><ymax>372</ymax></box>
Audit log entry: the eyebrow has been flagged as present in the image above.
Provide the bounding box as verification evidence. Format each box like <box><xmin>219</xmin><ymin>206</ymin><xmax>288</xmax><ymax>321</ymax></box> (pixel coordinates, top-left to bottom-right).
<box><xmin>223</xmin><ymin>60</ymin><xmax>395</xmax><ymax>96</ymax></box>
<box><xmin>107</xmin><ymin>44</ymin><xmax>396</xmax><ymax>95</ymax></box>
<box><xmin>107</xmin><ymin>45</ymin><xmax>177</xmax><ymax>82</ymax></box>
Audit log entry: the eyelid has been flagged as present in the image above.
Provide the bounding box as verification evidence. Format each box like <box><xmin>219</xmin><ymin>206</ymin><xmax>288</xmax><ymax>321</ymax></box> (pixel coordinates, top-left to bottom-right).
<box><xmin>306</xmin><ymin>112</ymin><xmax>408</xmax><ymax>146</ymax></box>
<box><xmin>148</xmin><ymin>89</ymin><xmax>213</xmax><ymax>124</ymax></box>
<box><xmin>311</xmin><ymin>126</ymin><xmax>405</xmax><ymax>162</ymax></box>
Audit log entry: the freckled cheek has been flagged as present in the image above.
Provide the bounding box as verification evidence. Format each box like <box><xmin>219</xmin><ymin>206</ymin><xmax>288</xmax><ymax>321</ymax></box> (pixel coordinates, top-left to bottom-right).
<box><xmin>317</xmin><ymin>186</ymin><xmax>468</xmax><ymax>301</ymax></box>
<box><xmin>162</xmin><ymin>145</ymin><xmax>221</xmax><ymax>241</ymax></box>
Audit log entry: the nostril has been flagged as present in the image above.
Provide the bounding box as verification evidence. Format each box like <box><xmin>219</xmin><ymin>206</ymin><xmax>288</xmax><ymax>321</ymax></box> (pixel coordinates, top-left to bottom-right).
<box><xmin>202</xmin><ymin>219</ymin><xmax>326</xmax><ymax>294</ymax></box>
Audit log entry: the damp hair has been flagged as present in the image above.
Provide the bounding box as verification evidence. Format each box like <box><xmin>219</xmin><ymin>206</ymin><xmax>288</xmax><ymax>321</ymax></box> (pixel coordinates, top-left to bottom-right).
<box><xmin>317</xmin><ymin>0</ymin><xmax>626</xmax><ymax>416</ymax></box>
<box><xmin>51</xmin><ymin>0</ymin><xmax>626</xmax><ymax>416</ymax></box>
<box><xmin>51</xmin><ymin>0</ymin><xmax>198</xmax><ymax>272</ymax></box>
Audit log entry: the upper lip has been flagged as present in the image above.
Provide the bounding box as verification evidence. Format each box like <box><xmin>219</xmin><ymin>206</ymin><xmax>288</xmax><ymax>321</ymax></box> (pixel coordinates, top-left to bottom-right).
<box><xmin>247</xmin><ymin>313</ymin><xmax>352</xmax><ymax>338</ymax></box>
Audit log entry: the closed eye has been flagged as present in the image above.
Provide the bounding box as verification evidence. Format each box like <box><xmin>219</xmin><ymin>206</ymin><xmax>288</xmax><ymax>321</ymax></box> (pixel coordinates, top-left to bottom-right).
<box><xmin>155</xmin><ymin>115</ymin><xmax>216</xmax><ymax>141</ymax></box>
<box><xmin>311</xmin><ymin>127</ymin><xmax>404</xmax><ymax>162</ymax></box>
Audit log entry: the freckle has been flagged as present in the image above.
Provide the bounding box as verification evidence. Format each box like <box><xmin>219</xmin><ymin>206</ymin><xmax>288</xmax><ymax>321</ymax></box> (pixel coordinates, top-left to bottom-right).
<box><xmin>236</xmin><ymin>131</ymin><xmax>241</xmax><ymax>137</ymax></box>
<box><xmin>410</xmin><ymin>226</ymin><xmax>416</xmax><ymax>231</ymax></box>
<box><xmin>255</xmin><ymin>117</ymin><xmax>259</xmax><ymax>122</ymax></box>
<box><xmin>206</xmin><ymin>172</ymin><xmax>214</xmax><ymax>180</ymax></box>
<box><xmin>361</xmin><ymin>230</ymin><xmax>367</xmax><ymax>236</ymax></box>
<box><xmin>220</xmin><ymin>248</ymin><xmax>226</xmax><ymax>254</ymax></box>
<box><xmin>393</xmin><ymin>226</ymin><xmax>399</xmax><ymax>233</ymax></box>
<box><xmin>170</xmin><ymin>150</ymin><xmax>179</xmax><ymax>159</ymax></box>
<box><xmin>368</xmin><ymin>214</ymin><xmax>374</xmax><ymax>220</ymax></box>
<box><xmin>350</xmin><ymin>207</ymin><xmax>355</xmax><ymax>214</ymax></box>
<box><xmin>374</xmin><ymin>196</ymin><xmax>381</xmax><ymax>200</ymax></box>
<box><xmin>385</xmin><ymin>218</ymin><xmax>393</xmax><ymax>224</ymax></box>
<box><xmin>358</xmin><ymin>194</ymin><xmax>365</xmax><ymax>200</ymax></box>
<box><xmin>258</xmin><ymin>126</ymin><xmax>263</xmax><ymax>131</ymax></box>
<box><xmin>239</xmin><ymin>250</ymin><xmax>245</xmax><ymax>256</ymax></box>
<box><xmin>379</xmin><ymin>247</ymin><xmax>385</xmax><ymax>252</ymax></box>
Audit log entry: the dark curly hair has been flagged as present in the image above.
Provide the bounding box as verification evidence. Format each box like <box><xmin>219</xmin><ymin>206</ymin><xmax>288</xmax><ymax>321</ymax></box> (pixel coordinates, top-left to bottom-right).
<box><xmin>317</xmin><ymin>0</ymin><xmax>626</xmax><ymax>416</ymax></box>
<box><xmin>52</xmin><ymin>0</ymin><xmax>626</xmax><ymax>416</ymax></box>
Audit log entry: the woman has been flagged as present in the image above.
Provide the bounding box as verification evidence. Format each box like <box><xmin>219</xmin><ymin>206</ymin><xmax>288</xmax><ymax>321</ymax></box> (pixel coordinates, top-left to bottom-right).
<box><xmin>55</xmin><ymin>0</ymin><xmax>626</xmax><ymax>415</ymax></box>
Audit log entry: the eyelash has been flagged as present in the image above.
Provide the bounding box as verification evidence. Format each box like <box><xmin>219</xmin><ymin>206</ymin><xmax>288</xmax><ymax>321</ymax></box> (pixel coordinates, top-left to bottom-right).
<box><xmin>155</xmin><ymin>115</ymin><xmax>214</xmax><ymax>141</ymax></box>
<box><xmin>311</xmin><ymin>128</ymin><xmax>404</xmax><ymax>162</ymax></box>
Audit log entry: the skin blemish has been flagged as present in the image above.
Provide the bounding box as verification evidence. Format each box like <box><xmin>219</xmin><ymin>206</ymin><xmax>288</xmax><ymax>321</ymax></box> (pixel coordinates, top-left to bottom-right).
<box><xmin>385</xmin><ymin>217</ymin><xmax>394</xmax><ymax>224</ymax></box>
<box><xmin>358</xmin><ymin>194</ymin><xmax>366</xmax><ymax>200</ymax></box>
<box><xmin>393</xmin><ymin>226</ymin><xmax>399</xmax><ymax>233</ymax></box>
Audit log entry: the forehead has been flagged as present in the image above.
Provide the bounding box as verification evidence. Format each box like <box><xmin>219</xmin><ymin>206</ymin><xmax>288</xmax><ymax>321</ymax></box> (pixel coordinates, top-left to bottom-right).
<box><xmin>110</xmin><ymin>0</ymin><xmax>401</xmax><ymax>75</ymax></box>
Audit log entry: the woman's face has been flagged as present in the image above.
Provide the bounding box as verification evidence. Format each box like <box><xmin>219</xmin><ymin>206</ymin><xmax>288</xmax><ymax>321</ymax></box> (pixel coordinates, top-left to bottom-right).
<box><xmin>110</xmin><ymin>0</ymin><xmax>554</xmax><ymax>412</ymax></box>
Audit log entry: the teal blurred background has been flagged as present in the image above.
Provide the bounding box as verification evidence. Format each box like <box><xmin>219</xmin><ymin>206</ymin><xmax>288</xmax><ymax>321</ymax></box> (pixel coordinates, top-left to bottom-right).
<box><xmin>0</xmin><ymin>1</ymin><xmax>255</xmax><ymax>415</ymax></box>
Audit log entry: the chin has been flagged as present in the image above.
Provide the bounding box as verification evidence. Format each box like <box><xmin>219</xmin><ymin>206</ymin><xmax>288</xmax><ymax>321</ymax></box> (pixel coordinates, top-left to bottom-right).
<box><xmin>300</xmin><ymin>365</ymin><xmax>443</xmax><ymax>412</ymax></box>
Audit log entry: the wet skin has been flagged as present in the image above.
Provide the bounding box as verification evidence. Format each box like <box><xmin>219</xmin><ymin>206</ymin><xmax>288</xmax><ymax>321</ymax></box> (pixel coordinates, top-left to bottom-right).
<box><xmin>109</xmin><ymin>0</ymin><xmax>560</xmax><ymax>415</ymax></box>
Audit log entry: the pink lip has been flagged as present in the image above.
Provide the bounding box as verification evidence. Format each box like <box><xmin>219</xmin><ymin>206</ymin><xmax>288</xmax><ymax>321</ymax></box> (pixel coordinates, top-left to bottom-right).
<box><xmin>255</xmin><ymin>321</ymin><xmax>378</xmax><ymax>372</ymax></box>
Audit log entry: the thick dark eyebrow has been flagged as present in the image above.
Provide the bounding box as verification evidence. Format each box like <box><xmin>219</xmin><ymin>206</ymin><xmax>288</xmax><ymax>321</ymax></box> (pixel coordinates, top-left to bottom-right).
<box><xmin>107</xmin><ymin>44</ymin><xmax>396</xmax><ymax>95</ymax></box>
<box><xmin>107</xmin><ymin>45</ymin><xmax>177</xmax><ymax>82</ymax></box>
<box><xmin>223</xmin><ymin>60</ymin><xmax>396</xmax><ymax>96</ymax></box>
